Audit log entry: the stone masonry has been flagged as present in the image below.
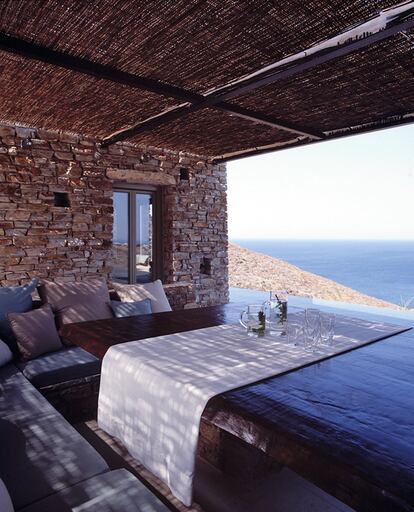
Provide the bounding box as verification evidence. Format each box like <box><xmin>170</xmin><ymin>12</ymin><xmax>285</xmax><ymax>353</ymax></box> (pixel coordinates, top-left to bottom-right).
<box><xmin>0</xmin><ymin>123</ymin><xmax>229</xmax><ymax>307</ymax></box>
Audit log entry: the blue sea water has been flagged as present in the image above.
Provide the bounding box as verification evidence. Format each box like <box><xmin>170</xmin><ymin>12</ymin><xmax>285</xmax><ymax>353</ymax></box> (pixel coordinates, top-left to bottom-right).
<box><xmin>231</xmin><ymin>240</ymin><xmax>414</xmax><ymax>306</ymax></box>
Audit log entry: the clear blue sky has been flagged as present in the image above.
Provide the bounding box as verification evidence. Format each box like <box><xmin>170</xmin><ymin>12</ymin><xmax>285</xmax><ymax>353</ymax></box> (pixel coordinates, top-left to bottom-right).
<box><xmin>228</xmin><ymin>124</ymin><xmax>414</xmax><ymax>240</ymax></box>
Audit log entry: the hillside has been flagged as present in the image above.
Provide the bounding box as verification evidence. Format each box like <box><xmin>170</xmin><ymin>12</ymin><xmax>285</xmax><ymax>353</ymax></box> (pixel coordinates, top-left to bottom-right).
<box><xmin>229</xmin><ymin>243</ymin><xmax>398</xmax><ymax>310</ymax></box>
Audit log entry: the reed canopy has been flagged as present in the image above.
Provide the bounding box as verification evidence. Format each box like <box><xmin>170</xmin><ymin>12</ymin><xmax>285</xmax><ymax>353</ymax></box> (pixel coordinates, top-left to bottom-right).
<box><xmin>0</xmin><ymin>0</ymin><xmax>413</xmax><ymax>161</ymax></box>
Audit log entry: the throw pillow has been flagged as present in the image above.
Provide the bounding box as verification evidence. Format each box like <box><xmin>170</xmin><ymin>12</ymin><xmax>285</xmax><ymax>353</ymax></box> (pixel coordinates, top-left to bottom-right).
<box><xmin>8</xmin><ymin>304</ymin><xmax>63</xmax><ymax>361</ymax></box>
<box><xmin>112</xmin><ymin>280</ymin><xmax>172</xmax><ymax>313</ymax></box>
<box><xmin>0</xmin><ymin>278</ymin><xmax>38</xmax><ymax>354</ymax></box>
<box><xmin>111</xmin><ymin>298</ymin><xmax>152</xmax><ymax>318</ymax></box>
<box><xmin>0</xmin><ymin>339</ymin><xmax>13</xmax><ymax>367</ymax></box>
<box><xmin>59</xmin><ymin>299</ymin><xmax>115</xmax><ymax>325</ymax></box>
<box><xmin>38</xmin><ymin>279</ymin><xmax>113</xmax><ymax>327</ymax></box>
<box><xmin>0</xmin><ymin>479</ymin><xmax>14</xmax><ymax>512</ymax></box>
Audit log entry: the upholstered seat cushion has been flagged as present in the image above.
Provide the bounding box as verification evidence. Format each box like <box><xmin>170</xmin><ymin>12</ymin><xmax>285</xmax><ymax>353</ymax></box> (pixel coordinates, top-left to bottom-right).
<box><xmin>110</xmin><ymin>298</ymin><xmax>152</xmax><ymax>318</ymax></box>
<box><xmin>0</xmin><ymin>278</ymin><xmax>38</xmax><ymax>354</ymax></box>
<box><xmin>0</xmin><ymin>364</ymin><xmax>108</xmax><ymax>509</ymax></box>
<box><xmin>8</xmin><ymin>304</ymin><xmax>63</xmax><ymax>361</ymax></box>
<box><xmin>0</xmin><ymin>339</ymin><xmax>13</xmax><ymax>367</ymax></box>
<box><xmin>38</xmin><ymin>279</ymin><xmax>113</xmax><ymax>328</ymax></box>
<box><xmin>112</xmin><ymin>280</ymin><xmax>172</xmax><ymax>313</ymax></box>
<box><xmin>16</xmin><ymin>347</ymin><xmax>101</xmax><ymax>388</ymax></box>
<box><xmin>19</xmin><ymin>469</ymin><xmax>169</xmax><ymax>512</ymax></box>
<box><xmin>0</xmin><ymin>478</ymin><xmax>14</xmax><ymax>512</ymax></box>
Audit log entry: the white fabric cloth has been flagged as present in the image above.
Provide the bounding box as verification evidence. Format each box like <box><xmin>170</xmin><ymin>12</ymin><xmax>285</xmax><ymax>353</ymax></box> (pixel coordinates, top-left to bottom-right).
<box><xmin>98</xmin><ymin>314</ymin><xmax>408</xmax><ymax>506</ymax></box>
<box><xmin>112</xmin><ymin>280</ymin><xmax>172</xmax><ymax>313</ymax></box>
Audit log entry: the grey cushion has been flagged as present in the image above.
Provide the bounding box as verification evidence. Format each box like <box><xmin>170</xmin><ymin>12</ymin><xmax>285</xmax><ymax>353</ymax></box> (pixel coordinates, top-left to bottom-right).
<box><xmin>0</xmin><ymin>364</ymin><xmax>108</xmax><ymax>509</ymax></box>
<box><xmin>8</xmin><ymin>304</ymin><xmax>63</xmax><ymax>361</ymax></box>
<box><xmin>38</xmin><ymin>279</ymin><xmax>113</xmax><ymax>328</ymax></box>
<box><xmin>0</xmin><ymin>339</ymin><xmax>13</xmax><ymax>368</ymax></box>
<box><xmin>16</xmin><ymin>347</ymin><xmax>101</xmax><ymax>388</ymax></box>
<box><xmin>0</xmin><ymin>278</ymin><xmax>38</xmax><ymax>354</ymax></box>
<box><xmin>19</xmin><ymin>469</ymin><xmax>169</xmax><ymax>512</ymax></box>
<box><xmin>0</xmin><ymin>478</ymin><xmax>13</xmax><ymax>512</ymax></box>
<box><xmin>111</xmin><ymin>299</ymin><xmax>152</xmax><ymax>318</ymax></box>
<box><xmin>112</xmin><ymin>280</ymin><xmax>172</xmax><ymax>313</ymax></box>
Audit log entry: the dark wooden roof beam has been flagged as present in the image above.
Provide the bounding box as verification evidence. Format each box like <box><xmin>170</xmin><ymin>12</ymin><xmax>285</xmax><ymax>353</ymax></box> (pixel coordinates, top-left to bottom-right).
<box><xmin>207</xmin><ymin>1</ymin><xmax>414</xmax><ymax>102</ymax></box>
<box><xmin>0</xmin><ymin>32</ymin><xmax>321</xmax><ymax>143</ymax></box>
<box><xmin>0</xmin><ymin>33</ymin><xmax>200</xmax><ymax>102</ymax></box>
<box><xmin>101</xmin><ymin>102</ymin><xmax>323</xmax><ymax>147</ymax></box>
<box><xmin>212</xmin><ymin>110</ymin><xmax>414</xmax><ymax>163</ymax></box>
<box><xmin>215</xmin><ymin>104</ymin><xmax>324</xmax><ymax>140</ymax></box>
<box><xmin>102</xmin><ymin>1</ymin><xmax>414</xmax><ymax>145</ymax></box>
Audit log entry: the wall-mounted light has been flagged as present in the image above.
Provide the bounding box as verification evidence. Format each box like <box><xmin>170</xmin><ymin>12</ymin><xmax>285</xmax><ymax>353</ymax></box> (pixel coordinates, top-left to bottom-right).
<box><xmin>20</xmin><ymin>138</ymin><xmax>32</xmax><ymax>149</ymax></box>
<box><xmin>140</xmin><ymin>153</ymin><xmax>151</xmax><ymax>163</ymax></box>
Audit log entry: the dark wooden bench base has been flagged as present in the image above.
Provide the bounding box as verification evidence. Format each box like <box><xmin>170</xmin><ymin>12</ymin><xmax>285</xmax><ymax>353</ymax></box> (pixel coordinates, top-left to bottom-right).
<box><xmin>40</xmin><ymin>374</ymin><xmax>100</xmax><ymax>423</ymax></box>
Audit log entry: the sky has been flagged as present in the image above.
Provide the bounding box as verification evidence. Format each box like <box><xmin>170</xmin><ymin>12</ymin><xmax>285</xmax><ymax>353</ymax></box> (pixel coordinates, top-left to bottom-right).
<box><xmin>227</xmin><ymin>124</ymin><xmax>414</xmax><ymax>241</ymax></box>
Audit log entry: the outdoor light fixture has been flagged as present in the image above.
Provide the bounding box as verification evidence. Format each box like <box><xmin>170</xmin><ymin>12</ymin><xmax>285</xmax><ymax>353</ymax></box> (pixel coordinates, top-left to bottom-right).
<box><xmin>140</xmin><ymin>153</ymin><xmax>151</xmax><ymax>163</ymax></box>
<box><xmin>20</xmin><ymin>137</ymin><xmax>32</xmax><ymax>148</ymax></box>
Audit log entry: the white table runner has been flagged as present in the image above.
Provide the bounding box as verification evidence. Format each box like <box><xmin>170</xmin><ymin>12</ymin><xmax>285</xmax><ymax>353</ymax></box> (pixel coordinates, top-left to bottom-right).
<box><xmin>98</xmin><ymin>314</ymin><xmax>409</xmax><ymax>506</ymax></box>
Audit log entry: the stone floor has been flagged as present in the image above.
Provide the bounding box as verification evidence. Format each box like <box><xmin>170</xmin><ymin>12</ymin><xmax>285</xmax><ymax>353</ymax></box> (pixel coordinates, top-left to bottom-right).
<box><xmin>76</xmin><ymin>420</ymin><xmax>354</xmax><ymax>512</ymax></box>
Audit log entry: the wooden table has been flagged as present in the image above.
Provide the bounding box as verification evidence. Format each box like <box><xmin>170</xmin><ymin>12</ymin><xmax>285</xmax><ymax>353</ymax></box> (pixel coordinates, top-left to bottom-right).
<box><xmin>61</xmin><ymin>304</ymin><xmax>414</xmax><ymax>512</ymax></box>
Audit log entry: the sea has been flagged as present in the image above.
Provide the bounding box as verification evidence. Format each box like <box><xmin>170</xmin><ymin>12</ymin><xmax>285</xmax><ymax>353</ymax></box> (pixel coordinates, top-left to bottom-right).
<box><xmin>231</xmin><ymin>240</ymin><xmax>414</xmax><ymax>307</ymax></box>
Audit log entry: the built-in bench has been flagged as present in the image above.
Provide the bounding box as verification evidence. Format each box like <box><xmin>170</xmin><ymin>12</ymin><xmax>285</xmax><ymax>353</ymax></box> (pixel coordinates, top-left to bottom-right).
<box><xmin>0</xmin><ymin>278</ymin><xmax>180</xmax><ymax>510</ymax></box>
<box><xmin>0</xmin><ymin>363</ymin><xmax>169</xmax><ymax>511</ymax></box>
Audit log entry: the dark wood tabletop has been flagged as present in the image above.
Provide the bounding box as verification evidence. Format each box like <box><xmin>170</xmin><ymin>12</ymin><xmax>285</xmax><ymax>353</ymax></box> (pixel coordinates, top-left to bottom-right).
<box><xmin>60</xmin><ymin>303</ymin><xmax>414</xmax><ymax>512</ymax></box>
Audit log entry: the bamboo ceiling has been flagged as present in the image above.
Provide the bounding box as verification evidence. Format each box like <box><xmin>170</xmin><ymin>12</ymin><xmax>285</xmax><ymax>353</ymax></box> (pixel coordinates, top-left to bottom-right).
<box><xmin>0</xmin><ymin>0</ymin><xmax>413</xmax><ymax>161</ymax></box>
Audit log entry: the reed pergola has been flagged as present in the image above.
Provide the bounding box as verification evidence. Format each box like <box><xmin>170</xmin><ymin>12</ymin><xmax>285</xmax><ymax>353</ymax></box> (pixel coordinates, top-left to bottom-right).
<box><xmin>0</xmin><ymin>0</ymin><xmax>413</xmax><ymax>161</ymax></box>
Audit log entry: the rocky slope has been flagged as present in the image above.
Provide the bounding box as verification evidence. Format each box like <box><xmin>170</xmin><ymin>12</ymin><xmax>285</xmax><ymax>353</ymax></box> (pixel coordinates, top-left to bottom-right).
<box><xmin>229</xmin><ymin>243</ymin><xmax>398</xmax><ymax>310</ymax></box>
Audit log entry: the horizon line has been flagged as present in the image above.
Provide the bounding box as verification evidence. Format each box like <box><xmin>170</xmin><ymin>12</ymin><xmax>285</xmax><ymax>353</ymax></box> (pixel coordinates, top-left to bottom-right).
<box><xmin>230</xmin><ymin>238</ymin><xmax>414</xmax><ymax>242</ymax></box>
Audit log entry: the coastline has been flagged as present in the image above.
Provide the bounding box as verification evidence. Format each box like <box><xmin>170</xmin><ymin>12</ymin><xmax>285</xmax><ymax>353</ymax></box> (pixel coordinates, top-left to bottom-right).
<box><xmin>229</xmin><ymin>243</ymin><xmax>399</xmax><ymax>310</ymax></box>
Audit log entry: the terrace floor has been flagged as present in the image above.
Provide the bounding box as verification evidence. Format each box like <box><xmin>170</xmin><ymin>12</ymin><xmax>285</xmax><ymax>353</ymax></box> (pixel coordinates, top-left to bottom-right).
<box><xmin>74</xmin><ymin>419</ymin><xmax>353</xmax><ymax>512</ymax></box>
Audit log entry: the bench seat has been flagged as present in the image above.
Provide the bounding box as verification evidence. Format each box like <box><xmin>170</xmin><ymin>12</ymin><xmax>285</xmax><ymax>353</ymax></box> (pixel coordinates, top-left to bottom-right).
<box><xmin>19</xmin><ymin>469</ymin><xmax>169</xmax><ymax>512</ymax></box>
<box><xmin>16</xmin><ymin>347</ymin><xmax>101</xmax><ymax>388</ymax></box>
<box><xmin>0</xmin><ymin>364</ymin><xmax>108</xmax><ymax>510</ymax></box>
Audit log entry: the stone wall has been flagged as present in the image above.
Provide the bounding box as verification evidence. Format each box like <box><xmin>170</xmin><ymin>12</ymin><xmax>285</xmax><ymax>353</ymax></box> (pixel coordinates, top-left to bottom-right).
<box><xmin>0</xmin><ymin>123</ymin><xmax>229</xmax><ymax>307</ymax></box>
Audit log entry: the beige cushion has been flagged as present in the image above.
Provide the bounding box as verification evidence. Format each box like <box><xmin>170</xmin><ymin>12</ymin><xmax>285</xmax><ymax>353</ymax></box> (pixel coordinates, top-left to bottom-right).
<box><xmin>112</xmin><ymin>280</ymin><xmax>172</xmax><ymax>313</ymax></box>
<box><xmin>0</xmin><ymin>478</ymin><xmax>14</xmax><ymax>512</ymax></box>
<box><xmin>7</xmin><ymin>305</ymin><xmax>63</xmax><ymax>361</ymax></box>
<box><xmin>38</xmin><ymin>279</ymin><xmax>113</xmax><ymax>327</ymax></box>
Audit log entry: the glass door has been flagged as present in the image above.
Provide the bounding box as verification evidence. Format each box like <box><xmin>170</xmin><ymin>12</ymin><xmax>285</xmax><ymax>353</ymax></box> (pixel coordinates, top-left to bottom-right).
<box><xmin>135</xmin><ymin>193</ymin><xmax>152</xmax><ymax>283</ymax></box>
<box><xmin>112</xmin><ymin>191</ymin><xmax>129</xmax><ymax>283</ymax></box>
<box><xmin>112</xmin><ymin>187</ymin><xmax>160</xmax><ymax>284</ymax></box>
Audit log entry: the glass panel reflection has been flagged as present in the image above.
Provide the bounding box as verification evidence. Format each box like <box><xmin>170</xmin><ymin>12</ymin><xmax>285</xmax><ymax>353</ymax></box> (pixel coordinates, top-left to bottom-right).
<box><xmin>135</xmin><ymin>193</ymin><xmax>152</xmax><ymax>283</ymax></box>
<box><xmin>112</xmin><ymin>191</ymin><xmax>129</xmax><ymax>283</ymax></box>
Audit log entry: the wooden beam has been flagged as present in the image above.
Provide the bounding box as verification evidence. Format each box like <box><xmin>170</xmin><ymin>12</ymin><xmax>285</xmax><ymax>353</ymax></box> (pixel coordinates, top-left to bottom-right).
<box><xmin>0</xmin><ymin>32</ymin><xmax>320</xmax><ymax>142</ymax></box>
<box><xmin>206</xmin><ymin>2</ymin><xmax>414</xmax><ymax>102</ymax></box>
<box><xmin>102</xmin><ymin>2</ymin><xmax>414</xmax><ymax>145</ymax></box>
<box><xmin>0</xmin><ymin>32</ymin><xmax>199</xmax><ymax>102</ymax></box>
<box><xmin>215</xmin><ymin>104</ymin><xmax>324</xmax><ymax>140</ymax></box>
<box><xmin>106</xmin><ymin>168</ymin><xmax>176</xmax><ymax>186</ymax></box>
<box><xmin>102</xmin><ymin>103</ymin><xmax>323</xmax><ymax>147</ymax></box>
<box><xmin>212</xmin><ymin>111</ymin><xmax>414</xmax><ymax>163</ymax></box>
